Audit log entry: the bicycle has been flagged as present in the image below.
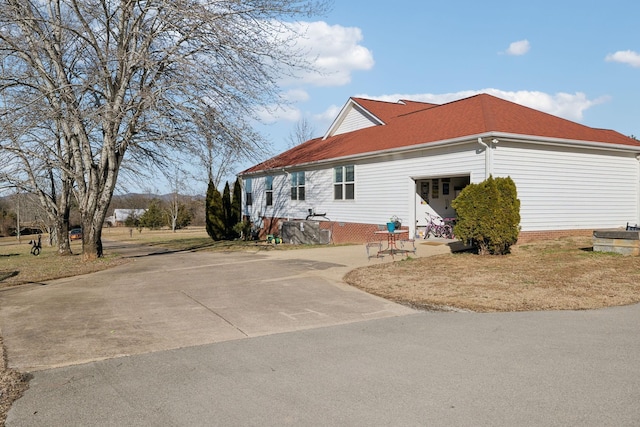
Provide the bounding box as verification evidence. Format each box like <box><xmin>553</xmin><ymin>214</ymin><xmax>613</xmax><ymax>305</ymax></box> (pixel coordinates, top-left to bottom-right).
<box><xmin>424</xmin><ymin>214</ymin><xmax>454</xmax><ymax>239</ymax></box>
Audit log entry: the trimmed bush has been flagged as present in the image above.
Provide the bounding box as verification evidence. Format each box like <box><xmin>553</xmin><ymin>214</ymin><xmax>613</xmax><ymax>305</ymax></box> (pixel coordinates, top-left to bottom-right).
<box><xmin>451</xmin><ymin>176</ymin><xmax>520</xmax><ymax>255</ymax></box>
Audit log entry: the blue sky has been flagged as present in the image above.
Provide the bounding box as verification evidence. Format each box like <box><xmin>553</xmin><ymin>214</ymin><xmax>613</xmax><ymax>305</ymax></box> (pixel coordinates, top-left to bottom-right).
<box><xmin>256</xmin><ymin>0</ymin><xmax>639</xmax><ymax>151</ymax></box>
<box><xmin>148</xmin><ymin>0</ymin><xmax>640</xmax><ymax>194</ymax></box>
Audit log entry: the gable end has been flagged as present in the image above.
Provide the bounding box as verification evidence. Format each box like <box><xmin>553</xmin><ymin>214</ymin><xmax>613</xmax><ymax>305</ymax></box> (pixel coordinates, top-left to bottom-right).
<box><xmin>324</xmin><ymin>99</ymin><xmax>384</xmax><ymax>139</ymax></box>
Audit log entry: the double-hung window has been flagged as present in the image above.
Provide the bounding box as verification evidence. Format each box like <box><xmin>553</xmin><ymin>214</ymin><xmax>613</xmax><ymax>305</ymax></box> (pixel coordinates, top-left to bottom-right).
<box><xmin>290</xmin><ymin>171</ymin><xmax>305</xmax><ymax>201</ymax></box>
<box><xmin>265</xmin><ymin>176</ymin><xmax>273</xmax><ymax>206</ymax></box>
<box><xmin>334</xmin><ymin>165</ymin><xmax>355</xmax><ymax>200</ymax></box>
<box><xmin>245</xmin><ymin>178</ymin><xmax>253</xmax><ymax>206</ymax></box>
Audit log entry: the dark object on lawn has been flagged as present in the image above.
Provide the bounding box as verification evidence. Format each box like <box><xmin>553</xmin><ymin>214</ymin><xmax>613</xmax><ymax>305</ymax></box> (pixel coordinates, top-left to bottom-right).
<box><xmin>69</xmin><ymin>228</ymin><xmax>83</xmax><ymax>241</ymax></box>
<box><xmin>29</xmin><ymin>234</ymin><xmax>42</xmax><ymax>256</ymax></box>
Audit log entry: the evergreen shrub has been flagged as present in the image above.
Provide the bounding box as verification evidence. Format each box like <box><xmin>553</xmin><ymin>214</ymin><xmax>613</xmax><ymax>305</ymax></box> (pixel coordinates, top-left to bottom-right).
<box><xmin>451</xmin><ymin>175</ymin><xmax>521</xmax><ymax>255</ymax></box>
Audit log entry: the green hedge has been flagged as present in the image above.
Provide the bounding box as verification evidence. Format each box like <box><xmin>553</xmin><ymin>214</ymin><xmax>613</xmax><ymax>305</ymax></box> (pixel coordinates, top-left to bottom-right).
<box><xmin>451</xmin><ymin>176</ymin><xmax>521</xmax><ymax>255</ymax></box>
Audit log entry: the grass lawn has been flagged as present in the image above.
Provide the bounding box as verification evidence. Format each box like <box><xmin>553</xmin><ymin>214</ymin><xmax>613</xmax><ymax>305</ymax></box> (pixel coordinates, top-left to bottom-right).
<box><xmin>0</xmin><ymin>236</ymin><xmax>127</xmax><ymax>288</ymax></box>
<box><xmin>345</xmin><ymin>236</ymin><xmax>640</xmax><ymax>312</ymax></box>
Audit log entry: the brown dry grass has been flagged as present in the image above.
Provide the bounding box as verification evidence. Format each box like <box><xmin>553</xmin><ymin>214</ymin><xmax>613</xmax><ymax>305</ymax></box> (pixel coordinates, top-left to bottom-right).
<box><xmin>345</xmin><ymin>236</ymin><xmax>640</xmax><ymax>312</ymax></box>
<box><xmin>0</xmin><ymin>238</ymin><xmax>128</xmax><ymax>289</ymax></box>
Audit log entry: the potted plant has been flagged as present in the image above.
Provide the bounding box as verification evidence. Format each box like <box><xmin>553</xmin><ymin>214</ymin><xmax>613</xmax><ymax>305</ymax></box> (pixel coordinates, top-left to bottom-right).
<box><xmin>387</xmin><ymin>215</ymin><xmax>402</xmax><ymax>232</ymax></box>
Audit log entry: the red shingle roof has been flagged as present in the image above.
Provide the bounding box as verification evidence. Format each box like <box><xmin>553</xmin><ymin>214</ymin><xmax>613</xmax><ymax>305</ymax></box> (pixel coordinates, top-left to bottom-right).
<box><xmin>243</xmin><ymin>93</ymin><xmax>640</xmax><ymax>174</ymax></box>
<box><xmin>350</xmin><ymin>98</ymin><xmax>438</xmax><ymax>123</ymax></box>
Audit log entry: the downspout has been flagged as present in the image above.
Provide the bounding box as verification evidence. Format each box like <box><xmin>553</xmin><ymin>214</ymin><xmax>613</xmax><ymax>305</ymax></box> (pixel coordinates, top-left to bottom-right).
<box><xmin>282</xmin><ymin>169</ymin><xmax>291</xmax><ymax>221</ymax></box>
<box><xmin>477</xmin><ymin>138</ymin><xmax>499</xmax><ymax>179</ymax></box>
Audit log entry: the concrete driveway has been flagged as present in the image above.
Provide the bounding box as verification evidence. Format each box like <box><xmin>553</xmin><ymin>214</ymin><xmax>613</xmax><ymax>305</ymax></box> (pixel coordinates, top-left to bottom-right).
<box><xmin>0</xmin><ymin>240</ymin><xmax>450</xmax><ymax>371</ymax></box>
<box><xmin>3</xmin><ymin>240</ymin><xmax>640</xmax><ymax>425</ymax></box>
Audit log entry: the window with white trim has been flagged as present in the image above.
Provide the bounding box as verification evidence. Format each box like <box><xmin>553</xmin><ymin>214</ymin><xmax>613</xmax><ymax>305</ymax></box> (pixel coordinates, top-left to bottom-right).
<box><xmin>290</xmin><ymin>171</ymin><xmax>305</xmax><ymax>201</ymax></box>
<box><xmin>244</xmin><ymin>178</ymin><xmax>252</xmax><ymax>206</ymax></box>
<box><xmin>334</xmin><ymin>165</ymin><xmax>354</xmax><ymax>200</ymax></box>
<box><xmin>265</xmin><ymin>176</ymin><xmax>273</xmax><ymax>206</ymax></box>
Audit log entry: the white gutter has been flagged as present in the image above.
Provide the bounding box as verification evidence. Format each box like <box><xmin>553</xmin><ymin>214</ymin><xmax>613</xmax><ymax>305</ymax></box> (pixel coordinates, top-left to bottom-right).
<box><xmin>240</xmin><ymin>132</ymin><xmax>640</xmax><ymax>177</ymax></box>
<box><xmin>241</xmin><ymin>136</ymin><xmax>473</xmax><ymax>177</ymax></box>
<box><xmin>494</xmin><ymin>132</ymin><xmax>640</xmax><ymax>153</ymax></box>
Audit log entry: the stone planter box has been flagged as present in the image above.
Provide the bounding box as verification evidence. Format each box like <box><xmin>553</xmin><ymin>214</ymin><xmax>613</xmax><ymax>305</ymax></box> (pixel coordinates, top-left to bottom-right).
<box><xmin>592</xmin><ymin>229</ymin><xmax>640</xmax><ymax>256</ymax></box>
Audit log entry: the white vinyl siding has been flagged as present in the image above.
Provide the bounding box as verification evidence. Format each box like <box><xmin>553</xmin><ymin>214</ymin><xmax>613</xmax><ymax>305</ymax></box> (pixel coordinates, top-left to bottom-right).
<box><xmin>493</xmin><ymin>142</ymin><xmax>639</xmax><ymax>231</ymax></box>
<box><xmin>332</xmin><ymin>105</ymin><xmax>379</xmax><ymax>136</ymax></box>
<box><xmin>242</xmin><ymin>139</ymin><xmax>640</xmax><ymax>236</ymax></box>
<box><xmin>297</xmin><ymin>143</ymin><xmax>483</xmax><ymax>228</ymax></box>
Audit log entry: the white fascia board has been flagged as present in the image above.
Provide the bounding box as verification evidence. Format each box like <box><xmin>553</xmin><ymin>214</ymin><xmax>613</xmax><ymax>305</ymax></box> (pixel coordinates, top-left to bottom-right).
<box><xmin>491</xmin><ymin>132</ymin><xmax>640</xmax><ymax>154</ymax></box>
<box><xmin>239</xmin><ymin>131</ymin><xmax>640</xmax><ymax>177</ymax></box>
<box><xmin>279</xmin><ymin>136</ymin><xmax>476</xmax><ymax>171</ymax></box>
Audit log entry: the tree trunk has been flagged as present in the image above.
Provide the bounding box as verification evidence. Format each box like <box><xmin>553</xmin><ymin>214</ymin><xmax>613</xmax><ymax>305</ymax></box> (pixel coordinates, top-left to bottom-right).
<box><xmin>56</xmin><ymin>216</ymin><xmax>72</xmax><ymax>256</ymax></box>
<box><xmin>81</xmin><ymin>218</ymin><xmax>104</xmax><ymax>261</ymax></box>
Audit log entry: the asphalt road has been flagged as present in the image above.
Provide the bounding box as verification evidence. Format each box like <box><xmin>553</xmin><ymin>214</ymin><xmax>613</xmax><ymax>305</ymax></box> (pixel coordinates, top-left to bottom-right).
<box><xmin>3</xmin><ymin>241</ymin><xmax>640</xmax><ymax>425</ymax></box>
<box><xmin>8</xmin><ymin>306</ymin><xmax>640</xmax><ymax>426</ymax></box>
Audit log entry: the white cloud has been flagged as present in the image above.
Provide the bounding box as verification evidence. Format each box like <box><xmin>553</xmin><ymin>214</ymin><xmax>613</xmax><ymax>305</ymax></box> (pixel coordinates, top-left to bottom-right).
<box><xmin>314</xmin><ymin>104</ymin><xmax>342</xmax><ymax>124</ymax></box>
<box><xmin>605</xmin><ymin>50</ymin><xmax>640</xmax><ymax>68</ymax></box>
<box><xmin>358</xmin><ymin>89</ymin><xmax>609</xmax><ymax>122</ymax></box>
<box><xmin>282</xmin><ymin>21</ymin><xmax>375</xmax><ymax>87</ymax></box>
<box><xmin>281</xmin><ymin>89</ymin><xmax>310</xmax><ymax>103</ymax></box>
<box><xmin>255</xmin><ymin>90</ymin><xmax>310</xmax><ymax>124</ymax></box>
<box><xmin>257</xmin><ymin>21</ymin><xmax>374</xmax><ymax>125</ymax></box>
<box><xmin>256</xmin><ymin>104</ymin><xmax>302</xmax><ymax>124</ymax></box>
<box><xmin>503</xmin><ymin>39</ymin><xmax>530</xmax><ymax>56</ymax></box>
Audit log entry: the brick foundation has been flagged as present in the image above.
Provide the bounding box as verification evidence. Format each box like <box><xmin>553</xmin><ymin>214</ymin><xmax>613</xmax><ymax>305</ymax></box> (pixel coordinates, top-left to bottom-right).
<box><xmin>318</xmin><ymin>221</ymin><xmax>385</xmax><ymax>244</ymax></box>
<box><xmin>259</xmin><ymin>216</ymin><xmax>596</xmax><ymax>245</ymax></box>
<box><xmin>259</xmin><ymin>218</ymin><xmax>400</xmax><ymax>244</ymax></box>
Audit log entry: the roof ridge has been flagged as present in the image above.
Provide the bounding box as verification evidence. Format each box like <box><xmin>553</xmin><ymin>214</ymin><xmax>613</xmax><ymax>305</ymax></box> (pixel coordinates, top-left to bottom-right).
<box><xmin>393</xmin><ymin>94</ymin><xmax>486</xmax><ymax>119</ymax></box>
<box><xmin>351</xmin><ymin>97</ymin><xmax>402</xmax><ymax>105</ymax></box>
<box><xmin>478</xmin><ymin>94</ymin><xmax>496</xmax><ymax>131</ymax></box>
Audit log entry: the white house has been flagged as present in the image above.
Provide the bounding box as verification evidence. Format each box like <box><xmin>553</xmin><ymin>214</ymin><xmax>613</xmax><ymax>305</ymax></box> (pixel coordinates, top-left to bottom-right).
<box><xmin>106</xmin><ymin>209</ymin><xmax>147</xmax><ymax>227</ymax></box>
<box><xmin>239</xmin><ymin>94</ymin><xmax>640</xmax><ymax>243</ymax></box>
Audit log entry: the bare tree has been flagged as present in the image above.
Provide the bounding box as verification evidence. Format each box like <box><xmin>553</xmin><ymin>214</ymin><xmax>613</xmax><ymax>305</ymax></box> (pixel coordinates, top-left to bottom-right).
<box><xmin>166</xmin><ymin>167</ymin><xmax>183</xmax><ymax>232</ymax></box>
<box><xmin>194</xmin><ymin>107</ymin><xmax>269</xmax><ymax>189</ymax></box>
<box><xmin>0</xmin><ymin>0</ymin><xmax>329</xmax><ymax>259</ymax></box>
<box><xmin>286</xmin><ymin>117</ymin><xmax>316</xmax><ymax>149</ymax></box>
<box><xmin>0</xmin><ymin>102</ymin><xmax>74</xmax><ymax>254</ymax></box>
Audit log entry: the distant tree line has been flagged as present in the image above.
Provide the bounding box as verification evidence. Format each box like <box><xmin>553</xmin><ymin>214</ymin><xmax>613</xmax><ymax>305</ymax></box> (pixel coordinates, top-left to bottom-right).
<box><xmin>0</xmin><ymin>192</ymin><xmax>207</xmax><ymax>238</ymax></box>
<box><xmin>123</xmin><ymin>200</ymin><xmax>193</xmax><ymax>231</ymax></box>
